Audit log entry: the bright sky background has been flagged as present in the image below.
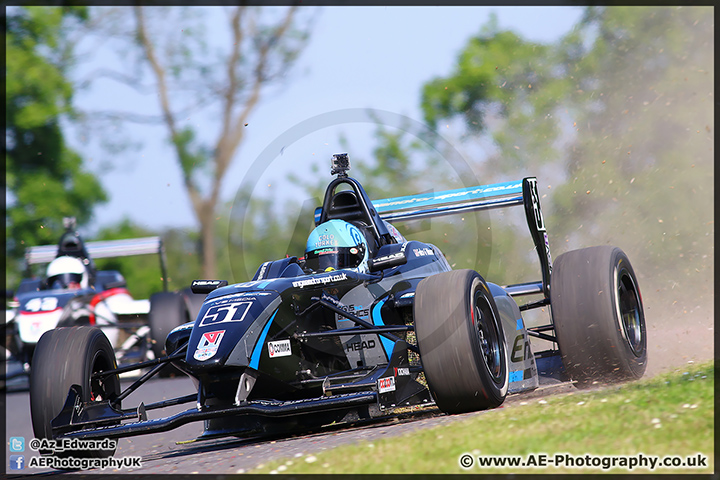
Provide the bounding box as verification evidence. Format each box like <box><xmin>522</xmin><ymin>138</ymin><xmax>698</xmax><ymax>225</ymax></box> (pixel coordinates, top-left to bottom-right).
<box><xmin>65</xmin><ymin>6</ymin><xmax>584</xmax><ymax>234</ymax></box>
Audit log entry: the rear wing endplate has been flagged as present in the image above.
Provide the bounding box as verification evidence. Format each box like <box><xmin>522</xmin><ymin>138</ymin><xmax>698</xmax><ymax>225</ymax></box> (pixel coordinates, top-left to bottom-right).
<box><xmin>25</xmin><ymin>236</ymin><xmax>169</xmax><ymax>291</ymax></box>
<box><xmin>372</xmin><ymin>178</ymin><xmax>553</xmax><ymax>299</ymax></box>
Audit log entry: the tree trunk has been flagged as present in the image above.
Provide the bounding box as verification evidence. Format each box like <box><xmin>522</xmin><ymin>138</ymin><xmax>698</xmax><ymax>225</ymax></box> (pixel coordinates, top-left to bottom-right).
<box><xmin>200</xmin><ymin>206</ymin><xmax>217</xmax><ymax>279</ymax></box>
<box><xmin>131</xmin><ymin>5</ymin><xmax>306</xmax><ymax>281</ymax></box>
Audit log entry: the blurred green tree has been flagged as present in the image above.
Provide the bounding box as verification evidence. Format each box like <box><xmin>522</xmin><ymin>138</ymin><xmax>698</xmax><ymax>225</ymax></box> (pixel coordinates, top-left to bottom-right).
<box><xmin>6</xmin><ymin>6</ymin><xmax>107</xmax><ymax>286</ymax></box>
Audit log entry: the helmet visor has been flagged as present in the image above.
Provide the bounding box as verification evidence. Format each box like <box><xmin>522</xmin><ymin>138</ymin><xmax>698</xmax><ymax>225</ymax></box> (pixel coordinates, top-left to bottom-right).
<box><xmin>305</xmin><ymin>245</ymin><xmax>365</xmax><ymax>272</ymax></box>
<box><xmin>48</xmin><ymin>273</ymin><xmax>83</xmax><ymax>289</ymax></box>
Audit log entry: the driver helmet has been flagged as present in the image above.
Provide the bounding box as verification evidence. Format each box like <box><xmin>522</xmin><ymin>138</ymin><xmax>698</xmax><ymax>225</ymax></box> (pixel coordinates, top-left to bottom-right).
<box><xmin>46</xmin><ymin>256</ymin><xmax>88</xmax><ymax>290</ymax></box>
<box><xmin>305</xmin><ymin>219</ymin><xmax>369</xmax><ymax>273</ymax></box>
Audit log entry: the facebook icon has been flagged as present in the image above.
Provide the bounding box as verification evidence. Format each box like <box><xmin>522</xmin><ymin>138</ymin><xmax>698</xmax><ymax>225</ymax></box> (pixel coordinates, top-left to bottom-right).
<box><xmin>10</xmin><ymin>455</ymin><xmax>25</xmax><ymax>470</ymax></box>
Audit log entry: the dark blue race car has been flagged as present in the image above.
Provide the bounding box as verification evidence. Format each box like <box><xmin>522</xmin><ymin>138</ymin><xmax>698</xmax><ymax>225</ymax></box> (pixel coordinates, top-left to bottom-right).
<box><xmin>29</xmin><ymin>154</ymin><xmax>647</xmax><ymax>458</ymax></box>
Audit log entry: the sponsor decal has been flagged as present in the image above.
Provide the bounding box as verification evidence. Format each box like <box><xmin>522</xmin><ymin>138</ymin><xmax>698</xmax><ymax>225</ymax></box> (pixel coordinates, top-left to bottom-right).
<box><xmin>377</xmin><ymin>376</ymin><xmax>396</xmax><ymax>393</ymax></box>
<box><xmin>336</xmin><ymin>303</ymin><xmax>370</xmax><ymax>321</ymax></box>
<box><xmin>526</xmin><ymin>178</ymin><xmax>546</xmax><ymax>232</ymax></box>
<box><xmin>268</xmin><ymin>339</ymin><xmax>292</xmax><ymax>358</ymax></box>
<box><xmin>413</xmin><ymin>247</ymin><xmax>435</xmax><ymax>257</ymax></box>
<box><xmin>232</xmin><ymin>280</ymin><xmax>278</xmax><ymax>289</ymax></box>
<box><xmin>345</xmin><ymin>339</ymin><xmax>376</xmax><ymax>351</ymax></box>
<box><xmin>228</xmin><ymin>291</ymin><xmax>272</xmax><ymax>298</ymax></box>
<box><xmin>394</xmin><ymin>367</ymin><xmax>410</xmax><ymax>376</ymax></box>
<box><xmin>257</xmin><ymin>262</ymin><xmax>270</xmax><ymax>280</ymax></box>
<box><xmin>192</xmin><ymin>279</ymin><xmax>226</xmax><ymax>288</ymax></box>
<box><xmin>314</xmin><ymin>233</ymin><xmax>337</xmax><ymax>248</ymax></box>
<box><xmin>292</xmin><ymin>272</ymin><xmax>348</xmax><ymax>288</ymax></box>
<box><xmin>193</xmin><ymin>330</ymin><xmax>225</xmax><ymax>361</ymax></box>
<box><xmin>374</xmin><ymin>252</ymin><xmax>405</xmax><ymax>263</ymax></box>
<box><xmin>511</xmin><ymin>333</ymin><xmax>532</xmax><ymax>363</ymax></box>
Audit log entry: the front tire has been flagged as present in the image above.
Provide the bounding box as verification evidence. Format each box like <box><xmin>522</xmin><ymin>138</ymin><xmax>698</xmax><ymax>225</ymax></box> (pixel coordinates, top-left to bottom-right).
<box><xmin>414</xmin><ymin>269</ymin><xmax>509</xmax><ymax>414</ymax></box>
<box><xmin>30</xmin><ymin>326</ymin><xmax>120</xmax><ymax>458</ymax></box>
<box><xmin>551</xmin><ymin>246</ymin><xmax>647</xmax><ymax>385</ymax></box>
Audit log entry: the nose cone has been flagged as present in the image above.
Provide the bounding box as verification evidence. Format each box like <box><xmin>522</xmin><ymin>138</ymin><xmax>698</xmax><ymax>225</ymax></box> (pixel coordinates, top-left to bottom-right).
<box><xmin>184</xmin><ymin>289</ymin><xmax>281</xmax><ymax>372</ymax></box>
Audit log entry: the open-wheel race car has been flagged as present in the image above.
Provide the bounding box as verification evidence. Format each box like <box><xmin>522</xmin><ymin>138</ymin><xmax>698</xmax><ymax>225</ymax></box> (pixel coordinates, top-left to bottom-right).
<box><xmin>4</xmin><ymin>219</ymin><xmax>197</xmax><ymax>385</ymax></box>
<box><xmin>29</xmin><ymin>154</ymin><xmax>647</xmax><ymax>457</ymax></box>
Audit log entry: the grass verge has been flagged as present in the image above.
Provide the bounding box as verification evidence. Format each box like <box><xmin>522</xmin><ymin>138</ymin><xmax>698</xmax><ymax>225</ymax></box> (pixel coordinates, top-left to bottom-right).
<box><xmin>250</xmin><ymin>361</ymin><xmax>714</xmax><ymax>474</ymax></box>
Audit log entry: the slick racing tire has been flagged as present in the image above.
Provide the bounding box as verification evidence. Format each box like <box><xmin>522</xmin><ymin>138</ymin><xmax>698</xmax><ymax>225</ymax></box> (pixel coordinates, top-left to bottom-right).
<box><xmin>181</xmin><ymin>286</ymin><xmax>206</xmax><ymax>325</ymax></box>
<box><xmin>149</xmin><ymin>291</ymin><xmax>188</xmax><ymax>359</ymax></box>
<box><xmin>149</xmin><ymin>292</ymin><xmax>188</xmax><ymax>377</ymax></box>
<box><xmin>415</xmin><ymin>269</ymin><xmax>509</xmax><ymax>414</ymax></box>
<box><xmin>30</xmin><ymin>326</ymin><xmax>120</xmax><ymax>458</ymax></box>
<box><xmin>551</xmin><ymin>246</ymin><xmax>647</xmax><ymax>386</ymax></box>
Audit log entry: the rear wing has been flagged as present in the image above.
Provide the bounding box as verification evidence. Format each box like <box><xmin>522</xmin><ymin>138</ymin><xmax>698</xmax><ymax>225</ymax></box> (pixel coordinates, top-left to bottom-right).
<box><xmin>372</xmin><ymin>177</ymin><xmax>553</xmax><ymax>301</ymax></box>
<box><xmin>25</xmin><ymin>236</ymin><xmax>169</xmax><ymax>291</ymax></box>
<box><xmin>373</xmin><ymin>180</ymin><xmax>524</xmax><ymax>222</ymax></box>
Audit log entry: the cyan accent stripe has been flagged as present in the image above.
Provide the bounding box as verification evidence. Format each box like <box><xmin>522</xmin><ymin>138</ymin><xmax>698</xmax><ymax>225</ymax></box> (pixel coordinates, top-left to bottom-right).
<box><xmin>371</xmin><ymin>299</ymin><xmax>394</xmax><ymax>359</ymax></box>
<box><xmin>516</xmin><ymin>318</ymin><xmax>524</xmax><ymax>330</ymax></box>
<box><xmin>509</xmin><ymin>370</ymin><xmax>524</xmax><ymax>383</ymax></box>
<box><xmin>249</xmin><ymin>310</ymin><xmax>278</xmax><ymax>370</ymax></box>
<box><xmin>372</xmin><ymin>181</ymin><xmax>523</xmax><ymax>214</ymax></box>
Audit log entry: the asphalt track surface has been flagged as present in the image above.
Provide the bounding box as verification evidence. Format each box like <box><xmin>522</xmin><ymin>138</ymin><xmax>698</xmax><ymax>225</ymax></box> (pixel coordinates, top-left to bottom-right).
<box><xmin>5</xmin><ymin>374</ymin><xmax>573</xmax><ymax>475</ymax></box>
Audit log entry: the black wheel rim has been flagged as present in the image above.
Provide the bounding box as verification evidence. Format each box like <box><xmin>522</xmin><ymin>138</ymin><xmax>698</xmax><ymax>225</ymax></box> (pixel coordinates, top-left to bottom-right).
<box><xmin>617</xmin><ymin>267</ymin><xmax>644</xmax><ymax>357</ymax></box>
<box><xmin>473</xmin><ymin>291</ymin><xmax>504</xmax><ymax>384</ymax></box>
<box><xmin>89</xmin><ymin>350</ymin><xmax>116</xmax><ymax>403</ymax></box>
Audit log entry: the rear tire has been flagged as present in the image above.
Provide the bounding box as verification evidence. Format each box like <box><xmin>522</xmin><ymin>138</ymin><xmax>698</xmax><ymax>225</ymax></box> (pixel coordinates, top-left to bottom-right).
<box><xmin>551</xmin><ymin>246</ymin><xmax>647</xmax><ymax>385</ymax></box>
<box><xmin>180</xmin><ymin>287</ymin><xmax>206</xmax><ymax>325</ymax></box>
<box><xmin>30</xmin><ymin>327</ymin><xmax>120</xmax><ymax>458</ymax></box>
<box><xmin>414</xmin><ymin>269</ymin><xmax>508</xmax><ymax>414</ymax></box>
<box><xmin>148</xmin><ymin>292</ymin><xmax>188</xmax><ymax>359</ymax></box>
<box><xmin>149</xmin><ymin>292</ymin><xmax>188</xmax><ymax>377</ymax></box>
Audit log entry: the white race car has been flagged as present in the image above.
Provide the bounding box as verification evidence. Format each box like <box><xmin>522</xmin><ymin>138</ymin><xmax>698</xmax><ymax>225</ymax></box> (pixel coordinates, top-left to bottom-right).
<box><xmin>4</xmin><ymin>220</ymin><xmax>202</xmax><ymax>384</ymax></box>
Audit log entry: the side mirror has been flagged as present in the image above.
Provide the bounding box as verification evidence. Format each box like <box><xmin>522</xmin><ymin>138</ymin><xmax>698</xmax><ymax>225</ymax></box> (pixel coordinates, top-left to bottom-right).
<box><xmin>191</xmin><ymin>279</ymin><xmax>228</xmax><ymax>294</ymax></box>
<box><xmin>368</xmin><ymin>252</ymin><xmax>407</xmax><ymax>273</ymax></box>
